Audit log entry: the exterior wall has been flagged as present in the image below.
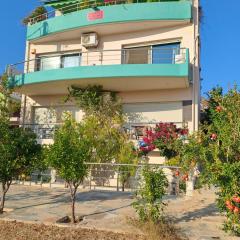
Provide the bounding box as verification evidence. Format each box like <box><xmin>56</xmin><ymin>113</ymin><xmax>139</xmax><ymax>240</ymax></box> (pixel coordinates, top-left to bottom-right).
<box><xmin>27</xmin><ymin>24</ymin><xmax>195</xmax><ymax>67</ymax></box>
<box><xmin>22</xmin><ymin>87</ymin><xmax>193</xmax><ymax>129</ymax></box>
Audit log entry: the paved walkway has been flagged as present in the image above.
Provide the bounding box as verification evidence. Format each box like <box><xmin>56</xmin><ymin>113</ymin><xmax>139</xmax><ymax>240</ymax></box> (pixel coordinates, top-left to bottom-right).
<box><xmin>0</xmin><ymin>185</ymin><xmax>239</xmax><ymax>240</ymax></box>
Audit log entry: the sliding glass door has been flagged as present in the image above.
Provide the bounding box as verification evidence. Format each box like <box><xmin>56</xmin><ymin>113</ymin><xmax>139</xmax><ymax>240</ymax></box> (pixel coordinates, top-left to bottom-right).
<box><xmin>122</xmin><ymin>42</ymin><xmax>180</xmax><ymax>64</ymax></box>
<box><xmin>36</xmin><ymin>53</ymin><xmax>81</xmax><ymax>71</ymax></box>
<box><xmin>152</xmin><ymin>42</ymin><xmax>180</xmax><ymax>64</ymax></box>
<box><xmin>122</xmin><ymin>46</ymin><xmax>150</xmax><ymax>64</ymax></box>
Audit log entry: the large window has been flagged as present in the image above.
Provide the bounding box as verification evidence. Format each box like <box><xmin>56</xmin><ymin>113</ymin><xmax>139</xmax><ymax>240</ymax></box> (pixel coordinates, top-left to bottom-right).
<box><xmin>36</xmin><ymin>53</ymin><xmax>81</xmax><ymax>71</ymax></box>
<box><xmin>122</xmin><ymin>42</ymin><xmax>180</xmax><ymax>64</ymax></box>
<box><xmin>33</xmin><ymin>106</ymin><xmax>83</xmax><ymax>124</ymax></box>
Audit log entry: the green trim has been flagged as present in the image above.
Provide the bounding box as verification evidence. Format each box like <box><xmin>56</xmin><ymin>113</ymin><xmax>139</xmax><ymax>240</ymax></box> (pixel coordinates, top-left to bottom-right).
<box><xmin>27</xmin><ymin>2</ymin><xmax>192</xmax><ymax>40</ymax></box>
<box><xmin>11</xmin><ymin>61</ymin><xmax>189</xmax><ymax>87</ymax></box>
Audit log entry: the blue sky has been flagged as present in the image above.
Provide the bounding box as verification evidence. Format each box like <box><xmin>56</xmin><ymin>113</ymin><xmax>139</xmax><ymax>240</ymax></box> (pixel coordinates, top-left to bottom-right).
<box><xmin>0</xmin><ymin>0</ymin><xmax>239</xmax><ymax>96</ymax></box>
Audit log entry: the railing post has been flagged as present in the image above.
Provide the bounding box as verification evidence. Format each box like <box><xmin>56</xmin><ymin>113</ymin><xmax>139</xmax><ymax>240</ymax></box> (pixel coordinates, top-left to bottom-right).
<box><xmin>40</xmin><ymin>173</ymin><xmax>43</xmax><ymax>188</ymax></box>
<box><xmin>89</xmin><ymin>166</ymin><xmax>92</xmax><ymax>190</ymax></box>
<box><xmin>100</xmin><ymin>51</ymin><xmax>103</xmax><ymax>65</ymax></box>
<box><xmin>117</xmin><ymin>170</ymin><xmax>119</xmax><ymax>192</ymax></box>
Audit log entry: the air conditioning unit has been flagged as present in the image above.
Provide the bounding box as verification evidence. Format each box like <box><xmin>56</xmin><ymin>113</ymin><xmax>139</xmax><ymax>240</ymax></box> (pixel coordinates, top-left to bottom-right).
<box><xmin>81</xmin><ymin>33</ymin><xmax>98</xmax><ymax>48</ymax></box>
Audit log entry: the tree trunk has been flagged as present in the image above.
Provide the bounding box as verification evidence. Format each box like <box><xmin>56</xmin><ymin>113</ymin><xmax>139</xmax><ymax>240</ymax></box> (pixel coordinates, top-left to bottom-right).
<box><xmin>71</xmin><ymin>194</ymin><xmax>76</xmax><ymax>223</ymax></box>
<box><xmin>69</xmin><ymin>183</ymin><xmax>78</xmax><ymax>223</ymax></box>
<box><xmin>0</xmin><ymin>191</ymin><xmax>6</xmax><ymax>214</ymax></box>
<box><xmin>0</xmin><ymin>181</ymin><xmax>11</xmax><ymax>214</ymax></box>
<box><xmin>122</xmin><ymin>182</ymin><xmax>125</xmax><ymax>192</ymax></box>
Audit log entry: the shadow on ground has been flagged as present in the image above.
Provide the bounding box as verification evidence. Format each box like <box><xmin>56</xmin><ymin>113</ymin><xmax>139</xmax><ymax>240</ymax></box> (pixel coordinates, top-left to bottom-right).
<box><xmin>173</xmin><ymin>203</ymin><xmax>219</xmax><ymax>223</ymax></box>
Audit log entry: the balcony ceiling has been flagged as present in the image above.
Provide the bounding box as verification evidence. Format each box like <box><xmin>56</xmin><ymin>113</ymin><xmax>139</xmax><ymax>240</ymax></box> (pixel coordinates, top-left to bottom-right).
<box><xmin>32</xmin><ymin>20</ymin><xmax>190</xmax><ymax>44</ymax></box>
<box><xmin>15</xmin><ymin>76</ymin><xmax>189</xmax><ymax>95</ymax></box>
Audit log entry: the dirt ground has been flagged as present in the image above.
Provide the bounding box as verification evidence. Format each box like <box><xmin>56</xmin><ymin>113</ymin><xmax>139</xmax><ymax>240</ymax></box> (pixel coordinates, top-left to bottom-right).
<box><xmin>0</xmin><ymin>220</ymin><xmax>145</xmax><ymax>240</ymax></box>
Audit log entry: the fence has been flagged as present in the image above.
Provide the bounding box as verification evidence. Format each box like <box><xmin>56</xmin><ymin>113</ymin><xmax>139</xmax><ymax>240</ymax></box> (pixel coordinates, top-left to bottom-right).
<box><xmin>14</xmin><ymin>162</ymin><xmax>181</xmax><ymax>195</ymax></box>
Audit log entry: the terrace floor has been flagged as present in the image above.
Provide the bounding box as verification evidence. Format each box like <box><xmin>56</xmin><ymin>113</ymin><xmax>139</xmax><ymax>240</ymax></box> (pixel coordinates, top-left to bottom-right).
<box><xmin>0</xmin><ymin>185</ymin><xmax>238</xmax><ymax>240</ymax></box>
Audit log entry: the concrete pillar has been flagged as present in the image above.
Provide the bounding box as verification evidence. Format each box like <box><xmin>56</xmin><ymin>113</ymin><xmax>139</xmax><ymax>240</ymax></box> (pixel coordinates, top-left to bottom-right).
<box><xmin>51</xmin><ymin>169</ymin><xmax>57</xmax><ymax>183</ymax></box>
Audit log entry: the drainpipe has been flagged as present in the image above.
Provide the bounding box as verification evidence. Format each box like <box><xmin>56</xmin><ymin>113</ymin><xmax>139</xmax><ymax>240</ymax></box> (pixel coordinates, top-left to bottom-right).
<box><xmin>192</xmin><ymin>0</ymin><xmax>200</xmax><ymax>132</ymax></box>
<box><xmin>186</xmin><ymin>0</ymin><xmax>200</xmax><ymax>197</ymax></box>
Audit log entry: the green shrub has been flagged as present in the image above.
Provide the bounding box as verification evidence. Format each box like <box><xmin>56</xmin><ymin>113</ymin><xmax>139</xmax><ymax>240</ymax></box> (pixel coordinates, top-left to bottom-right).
<box><xmin>132</xmin><ymin>167</ymin><xmax>168</xmax><ymax>223</ymax></box>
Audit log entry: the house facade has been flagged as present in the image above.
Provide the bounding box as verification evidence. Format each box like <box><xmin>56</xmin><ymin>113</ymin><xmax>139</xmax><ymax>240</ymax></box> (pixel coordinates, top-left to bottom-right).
<box><xmin>9</xmin><ymin>0</ymin><xmax>200</xmax><ymax>163</ymax></box>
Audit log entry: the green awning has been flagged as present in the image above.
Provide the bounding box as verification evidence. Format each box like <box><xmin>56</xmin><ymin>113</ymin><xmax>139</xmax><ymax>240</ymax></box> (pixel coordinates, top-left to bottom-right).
<box><xmin>44</xmin><ymin>0</ymin><xmax>81</xmax><ymax>8</ymax></box>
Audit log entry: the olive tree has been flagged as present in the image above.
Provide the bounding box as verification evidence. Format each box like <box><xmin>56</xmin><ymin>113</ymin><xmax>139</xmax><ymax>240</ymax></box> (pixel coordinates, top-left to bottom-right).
<box><xmin>45</xmin><ymin>117</ymin><xmax>92</xmax><ymax>223</ymax></box>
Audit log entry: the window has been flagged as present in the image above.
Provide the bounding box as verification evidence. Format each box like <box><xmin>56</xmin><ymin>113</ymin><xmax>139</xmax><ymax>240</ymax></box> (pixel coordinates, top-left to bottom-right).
<box><xmin>122</xmin><ymin>42</ymin><xmax>180</xmax><ymax>64</ymax></box>
<box><xmin>36</xmin><ymin>53</ymin><xmax>81</xmax><ymax>71</ymax></box>
<box><xmin>182</xmin><ymin>100</ymin><xmax>192</xmax><ymax>122</ymax></box>
<box><xmin>33</xmin><ymin>106</ymin><xmax>83</xmax><ymax>125</ymax></box>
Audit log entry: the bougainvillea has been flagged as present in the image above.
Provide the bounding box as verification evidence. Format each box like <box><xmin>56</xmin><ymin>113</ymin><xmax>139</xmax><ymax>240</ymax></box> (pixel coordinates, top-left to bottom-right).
<box><xmin>138</xmin><ymin>122</ymin><xmax>188</xmax><ymax>159</ymax></box>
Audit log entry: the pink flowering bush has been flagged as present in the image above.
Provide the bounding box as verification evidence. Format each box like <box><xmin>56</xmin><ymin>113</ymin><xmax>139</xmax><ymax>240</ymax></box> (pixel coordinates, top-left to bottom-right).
<box><xmin>139</xmin><ymin>123</ymin><xmax>188</xmax><ymax>159</ymax></box>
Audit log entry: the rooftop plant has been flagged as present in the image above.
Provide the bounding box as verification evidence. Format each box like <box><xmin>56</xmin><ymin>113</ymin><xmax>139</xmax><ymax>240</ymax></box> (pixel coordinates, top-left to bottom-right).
<box><xmin>22</xmin><ymin>6</ymin><xmax>47</xmax><ymax>25</ymax></box>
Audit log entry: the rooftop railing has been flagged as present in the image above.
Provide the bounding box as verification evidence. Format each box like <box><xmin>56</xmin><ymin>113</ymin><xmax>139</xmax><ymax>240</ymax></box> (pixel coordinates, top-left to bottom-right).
<box><xmin>29</xmin><ymin>0</ymin><xmax>188</xmax><ymax>25</ymax></box>
<box><xmin>8</xmin><ymin>48</ymin><xmax>187</xmax><ymax>77</ymax></box>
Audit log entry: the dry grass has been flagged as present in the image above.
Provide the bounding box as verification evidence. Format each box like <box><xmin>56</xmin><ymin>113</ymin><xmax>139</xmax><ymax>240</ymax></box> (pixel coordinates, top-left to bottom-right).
<box><xmin>0</xmin><ymin>220</ymin><xmax>145</xmax><ymax>240</ymax></box>
<box><xmin>131</xmin><ymin>218</ymin><xmax>188</xmax><ymax>240</ymax></box>
<box><xmin>0</xmin><ymin>218</ymin><xmax>187</xmax><ymax>240</ymax></box>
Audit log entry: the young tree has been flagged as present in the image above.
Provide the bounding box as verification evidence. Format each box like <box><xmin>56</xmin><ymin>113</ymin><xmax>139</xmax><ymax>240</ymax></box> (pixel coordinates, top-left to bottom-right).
<box><xmin>117</xmin><ymin>141</ymin><xmax>137</xmax><ymax>191</ymax></box>
<box><xmin>0</xmin><ymin>74</ymin><xmax>42</xmax><ymax>213</ymax></box>
<box><xmin>132</xmin><ymin>166</ymin><xmax>168</xmax><ymax>223</ymax></box>
<box><xmin>181</xmin><ymin>87</ymin><xmax>240</xmax><ymax>236</ymax></box>
<box><xmin>0</xmin><ymin>126</ymin><xmax>42</xmax><ymax>213</ymax></box>
<box><xmin>0</xmin><ymin>74</ymin><xmax>19</xmax><ymax>120</ymax></box>
<box><xmin>67</xmin><ymin>85</ymin><xmax>136</xmax><ymax>166</ymax></box>
<box><xmin>45</xmin><ymin>117</ymin><xmax>92</xmax><ymax>223</ymax></box>
<box><xmin>201</xmin><ymin>87</ymin><xmax>240</xmax><ymax>235</ymax></box>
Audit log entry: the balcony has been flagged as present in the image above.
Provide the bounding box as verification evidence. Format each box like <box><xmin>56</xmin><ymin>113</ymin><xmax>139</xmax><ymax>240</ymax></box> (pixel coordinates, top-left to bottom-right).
<box><xmin>23</xmin><ymin>121</ymin><xmax>186</xmax><ymax>141</ymax></box>
<box><xmin>27</xmin><ymin>0</ymin><xmax>192</xmax><ymax>41</ymax></box>
<box><xmin>8</xmin><ymin>48</ymin><xmax>190</xmax><ymax>95</ymax></box>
